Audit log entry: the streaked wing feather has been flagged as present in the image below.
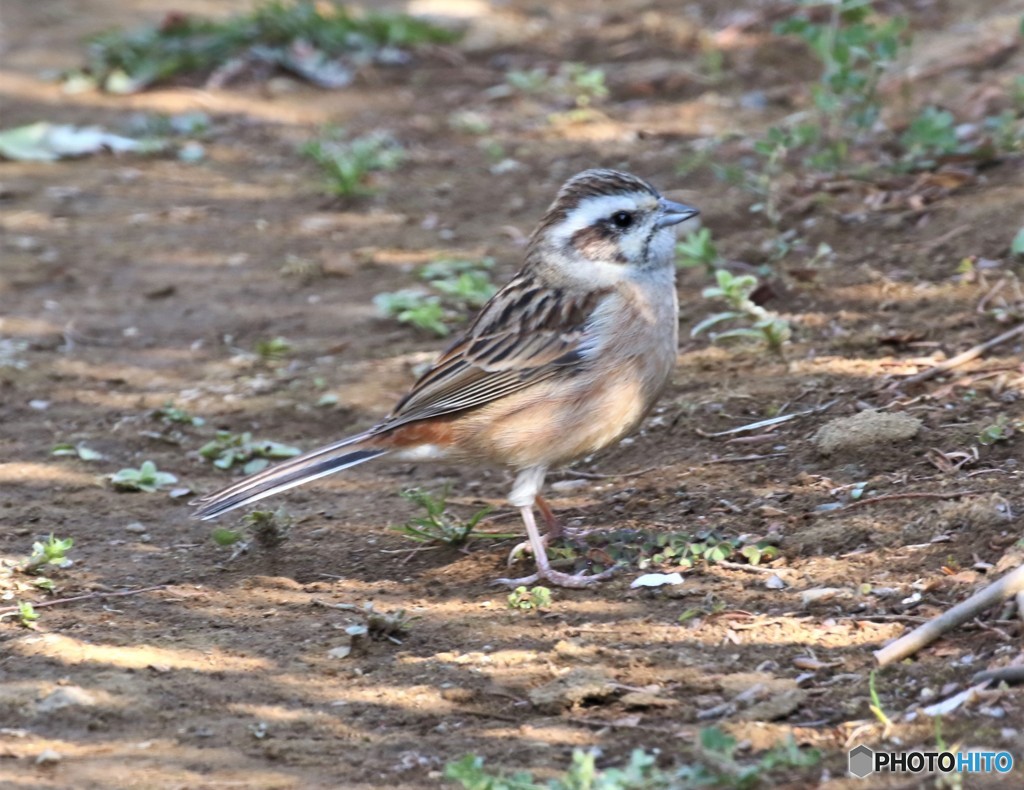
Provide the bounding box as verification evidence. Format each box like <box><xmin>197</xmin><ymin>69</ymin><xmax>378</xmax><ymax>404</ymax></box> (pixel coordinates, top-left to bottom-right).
<box><xmin>380</xmin><ymin>274</ymin><xmax>608</xmax><ymax>428</ymax></box>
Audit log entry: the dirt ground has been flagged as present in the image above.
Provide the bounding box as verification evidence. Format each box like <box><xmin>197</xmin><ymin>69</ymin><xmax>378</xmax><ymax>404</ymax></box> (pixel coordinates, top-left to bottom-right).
<box><xmin>2</xmin><ymin>1</ymin><xmax>1024</xmax><ymax>788</ymax></box>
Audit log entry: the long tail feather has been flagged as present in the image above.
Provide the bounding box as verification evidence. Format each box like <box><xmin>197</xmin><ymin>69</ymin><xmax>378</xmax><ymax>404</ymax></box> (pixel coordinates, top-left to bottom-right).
<box><xmin>191</xmin><ymin>432</ymin><xmax>387</xmax><ymax>520</ymax></box>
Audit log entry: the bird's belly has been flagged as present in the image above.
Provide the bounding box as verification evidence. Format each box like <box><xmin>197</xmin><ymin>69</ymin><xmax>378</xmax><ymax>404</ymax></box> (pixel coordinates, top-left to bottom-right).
<box><xmin>453</xmin><ymin>358</ymin><xmax>667</xmax><ymax>469</ymax></box>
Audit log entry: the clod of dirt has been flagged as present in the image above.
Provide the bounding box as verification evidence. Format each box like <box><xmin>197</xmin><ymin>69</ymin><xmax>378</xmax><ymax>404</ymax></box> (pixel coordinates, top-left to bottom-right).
<box><xmin>901</xmin><ymin>493</ymin><xmax>1013</xmax><ymax>544</ymax></box>
<box><xmin>620</xmin><ymin>691</ymin><xmax>678</xmax><ymax>709</ymax></box>
<box><xmin>738</xmin><ymin>688</ymin><xmax>808</xmax><ymax>722</ymax></box>
<box><xmin>35</xmin><ymin>686</ymin><xmax>97</xmax><ymax>714</ymax></box>
<box><xmin>813</xmin><ymin>410</ymin><xmax>922</xmax><ymax>456</ymax></box>
<box><xmin>936</xmin><ymin>493</ymin><xmax>1013</xmax><ymax>531</ymax></box>
<box><xmin>527</xmin><ymin>668</ymin><xmax>616</xmax><ymax>713</ymax></box>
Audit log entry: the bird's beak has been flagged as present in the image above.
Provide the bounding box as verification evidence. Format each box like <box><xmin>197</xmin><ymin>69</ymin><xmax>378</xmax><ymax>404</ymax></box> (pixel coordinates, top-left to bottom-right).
<box><xmin>656</xmin><ymin>198</ymin><xmax>699</xmax><ymax>228</ymax></box>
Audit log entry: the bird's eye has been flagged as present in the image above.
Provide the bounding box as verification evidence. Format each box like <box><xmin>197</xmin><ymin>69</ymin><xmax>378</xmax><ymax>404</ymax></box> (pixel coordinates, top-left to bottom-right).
<box><xmin>610</xmin><ymin>211</ymin><xmax>634</xmax><ymax>229</ymax></box>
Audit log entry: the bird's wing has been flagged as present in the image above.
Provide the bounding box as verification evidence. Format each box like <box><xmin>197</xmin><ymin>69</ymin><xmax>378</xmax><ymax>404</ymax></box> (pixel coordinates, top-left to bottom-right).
<box><xmin>380</xmin><ymin>273</ymin><xmax>612</xmax><ymax>428</ymax></box>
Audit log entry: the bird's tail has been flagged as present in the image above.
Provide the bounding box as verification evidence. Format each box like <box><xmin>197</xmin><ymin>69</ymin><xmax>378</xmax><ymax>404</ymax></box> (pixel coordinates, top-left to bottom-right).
<box><xmin>191</xmin><ymin>432</ymin><xmax>387</xmax><ymax>520</ymax></box>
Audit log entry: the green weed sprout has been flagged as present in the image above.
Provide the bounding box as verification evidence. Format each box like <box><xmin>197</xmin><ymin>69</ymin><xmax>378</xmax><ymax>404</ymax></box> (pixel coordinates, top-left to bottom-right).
<box><xmin>80</xmin><ymin>1</ymin><xmax>458</xmax><ymax>93</ymax></box>
<box><xmin>22</xmin><ymin>535</ymin><xmax>74</xmax><ymax>574</ymax></box>
<box><xmin>775</xmin><ymin>0</ymin><xmax>908</xmax><ymax>167</ymax></box>
<box><xmin>110</xmin><ymin>460</ymin><xmax>178</xmax><ymax>492</ymax></box>
<box><xmin>18</xmin><ymin>602</ymin><xmax>39</xmax><ymax>628</ymax></box>
<box><xmin>692</xmin><ymin>270</ymin><xmax>791</xmax><ymax>354</ymax></box>
<box><xmin>391</xmin><ymin>487</ymin><xmax>495</xmax><ymax>546</ymax></box>
<box><xmin>373</xmin><ymin>290</ymin><xmax>449</xmax><ymax>336</ymax></box>
<box><xmin>900</xmin><ymin>107</ymin><xmax>960</xmax><ymax>169</ymax></box>
<box><xmin>152</xmin><ymin>402</ymin><xmax>205</xmax><ymax>426</ymax></box>
<box><xmin>446</xmin><ymin>729</ymin><xmax>818</xmax><ymax>789</ymax></box>
<box><xmin>212</xmin><ymin>507</ymin><xmax>293</xmax><ymax>557</ymax></box>
<box><xmin>506</xmin><ymin>585</ymin><xmax>552</xmax><ymax>612</ymax></box>
<box><xmin>254</xmin><ymin>336</ymin><xmax>291</xmax><ymax>361</ymax></box>
<box><xmin>199</xmin><ymin>431</ymin><xmax>301</xmax><ymax>474</ymax></box>
<box><xmin>375</xmin><ymin>258</ymin><xmax>497</xmax><ymax>337</ymax></box>
<box><xmin>676</xmin><ymin>227</ymin><xmax>720</xmax><ymax>272</ymax></box>
<box><xmin>302</xmin><ymin>130</ymin><xmax>404</xmax><ymax>197</ymax></box>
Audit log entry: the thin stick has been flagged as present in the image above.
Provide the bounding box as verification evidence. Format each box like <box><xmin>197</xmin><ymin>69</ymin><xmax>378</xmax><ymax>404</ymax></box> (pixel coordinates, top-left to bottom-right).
<box><xmin>704</xmin><ymin>452</ymin><xmax>788</xmax><ymax>465</ymax></box>
<box><xmin>972</xmin><ymin>666</ymin><xmax>1024</xmax><ymax>686</ymax></box>
<box><xmin>715</xmin><ymin>560</ymin><xmax>784</xmax><ymax>575</ymax></box>
<box><xmin>567</xmin><ymin>716</ymin><xmax>677</xmax><ymax>735</ymax></box>
<box><xmin>874</xmin><ymin>564</ymin><xmax>1024</xmax><ymax>667</ymax></box>
<box><xmin>899</xmin><ymin>321</ymin><xmax>1024</xmax><ymax>387</ymax></box>
<box><xmin>696</xmin><ymin>400</ymin><xmax>837</xmax><ymax>438</ymax></box>
<box><xmin>824</xmin><ymin>490</ymin><xmax>982</xmax><ymax>515</ymax></box>
<box><xmin>0</xmin><ymin>584</ymin><xmax>166</xmax><ymax>617</ymax></box>
<box><xmin>562</xmin><ymin>466</ymin><xmax>658</xmax><ymax>480</ymax></box>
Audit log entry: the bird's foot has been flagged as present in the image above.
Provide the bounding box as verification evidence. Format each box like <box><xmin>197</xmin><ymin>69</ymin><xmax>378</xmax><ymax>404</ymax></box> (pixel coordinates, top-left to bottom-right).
<box><xmin>493</xmin><ymin>564</ymin><xmax>620</xmax><ymax>589</ymax></box>
<box><xmin>506</xmin><ymin>527</ymin><xmax>596</xmax><ymax>567</ymax></box>
<box><xmin>507</xmin><ymin>534</ymin><xmax>547</xmax><ymax>566</ymax></box>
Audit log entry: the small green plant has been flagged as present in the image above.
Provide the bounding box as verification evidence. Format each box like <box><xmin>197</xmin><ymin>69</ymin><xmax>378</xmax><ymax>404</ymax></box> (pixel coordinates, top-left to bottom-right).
<box><xmin>254</xmin><ymin>336</ymin><xmax>291</xmax><ymax>362</ymax></box>
<box><xmin>561</xmin><ymin>63</ymin><xmax>609</xmax><ymax>108</ymax></box>
<box><xmin>110</xmin><ymin>460</ymin><xmax>178</xmax><ymax>492</ymax></box>
<box><xmin>423</xmin><ymin>258</ymin><xmax>497</xmax><ymax>308</ymax></box>
<box><xmin>76</xmin><ymin>0</ymin><xmax>458</xmax><ymax>93</ymax></box>
<box><xmin>868</xmin><ymin>670</ymin><xmax>893</xmax><ymax>731</ymax></box>
<box><xmin>445</xmin><ymin>730</ymin><xmax>818</xmax><ymax>790</ymax></box>
<box><xmin>977</xmin><ymin>415</ymin><xmax>1016</xmax><ymax>446</ymax></box>
<box><xmin>212</xmin><ymin>508</ymin><xmax>293</xmax><ymax>556</ymax></box>
<box><xmin>775</xmin><ymin>0</ymin><xmax>908</xmax><ymax>168</ymax></box>
<box><xmin>391</xmin><ymin>487</ymin><xmax>496</xmax><ymax>546</ymax></box>
<box><xmin>243</xmin><ymin>508</ymin><xmax>293</xmax><ymax>550</ymax></box>
<box><xmin>506</xmin><ymin>585</ymin><xmax>552</xmax><ymax>612</ymax></box>
<box><xmin>448</xmin><ymin>110</ymin><xmax>491</xmax><ymax>135</ymax></box>
<box><xmin>505</xmin><ymin>63</ymin><xmax>608</xmax><ymax>110</ymax></box>
<box><xmin>646</xmin><ymin>531</ymin><xmax>778</xmax><ymax>570</ymax></box>
<box><xmin>676</xmin><ymin>227</ymin><xmax>720</xmax><ymax>272</ymax></box>
<box><xmin>505</xmin><ymin>67</ymin><xmax>549</xmax><ymax>94</ymax></box>
<box><xmin>363</xmin><ymin>601</ymin><xmax>413</xmax><ymax>643</ymax></box>
<box><xmin>431</xmin><ymin>271</ymin><xmax>497</xmax><ymax>309</ymax></box>
<box><xmin>446</xmin><ymin>749</ymin><xmax>655</xmax><ymax>790</ymax></box>
<box><xmin>900</xmin><ymin>106</ymin><xmax>959</xmax><ymax>169</ymax></box>
<box><xmin>691</xmin><ymin>270</ymin><xmax>792</xmax><ymax>354</ymax></box>
<box><xmin>1011</xmin><ymin>227</ymin><xmax>1024</xmax><ymax>257</ymax></box>
<box><xmin>17</xmin><ymin>601</ymin><xmax>39</xmax><ymax>629</ymax></box>
<box><xmin>375</xmin><ymin>258</ymin><xmax>497</xmax><ymax>336</ymax></box>
<box><xmin>21</xmin><ymin>535</ymin><xmax>74</xmax><ymax>574</ymax></box>
<box><xmin>301</xmin><ymin>129</ymin><xmax>404</xmax><ymax>197</ymax></box>
<box><xmin>199</xmin><ymin>431</ymin><xmax>301</xmax><ymax>474</ymax></box>
<box><xmin>373</xmin><ymin>290</ymin><xmax>449</xmax><ymax>336</ymax></box>
<box><xmin>51</xmin><ymin>443</ymin><xmax>104</xmax><ymax>461</ymax></box>
<box><xmin>152</xmin><ymin>401</ymin><xmax>205</xmax><ymax>426</ymax></box>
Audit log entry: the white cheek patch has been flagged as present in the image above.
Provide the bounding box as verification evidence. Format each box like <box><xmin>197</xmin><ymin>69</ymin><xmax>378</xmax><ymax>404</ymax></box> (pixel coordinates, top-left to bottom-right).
<box><xmin>618</xmin><ymin>231</ymin><xmax>648</xmax><ymax>262</ymax></box>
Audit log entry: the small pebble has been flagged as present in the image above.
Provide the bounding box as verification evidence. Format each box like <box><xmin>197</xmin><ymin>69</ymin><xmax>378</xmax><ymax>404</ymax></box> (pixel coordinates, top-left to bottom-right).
<box><xmin>36</xmin><ymin>749</ymin><xmax>62</xmax><ymax>766</ymax></box>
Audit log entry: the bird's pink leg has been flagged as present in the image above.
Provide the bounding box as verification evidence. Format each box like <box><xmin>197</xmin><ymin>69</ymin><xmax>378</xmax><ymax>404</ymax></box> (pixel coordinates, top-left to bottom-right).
<box><xmin>495</xmin><ymin>506</ymin><xmax>617</xmax><ymax>589</ymax></box>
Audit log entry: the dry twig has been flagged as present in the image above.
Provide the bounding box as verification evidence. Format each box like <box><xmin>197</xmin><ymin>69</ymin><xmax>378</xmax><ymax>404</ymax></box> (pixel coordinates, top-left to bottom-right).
<box><xmin>704</xmin><ymin>452</ymin><xmax>788</xmax><ymax>465</ymax></box>
<box><xmin>0</xmin><ymin>584</ymin><xmax>166</xmax><ymax>617</ymax></box>
<box><xmin>897</xmin><ymin>321</ymin><xmax>1024</xmax><ymax>387</ymax></box>
<box><xmin>824</xmin><ymin>489</ymin><xmax>983</xmax><ymax>515</ymax></box>
<box><xmin>875</xmin><ymin>564</ymin><xmax>1024</xmax><ymax>667</ymax></box>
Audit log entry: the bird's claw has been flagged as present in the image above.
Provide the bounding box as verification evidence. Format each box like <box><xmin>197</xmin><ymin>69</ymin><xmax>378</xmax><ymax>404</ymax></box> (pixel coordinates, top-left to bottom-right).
<box><xmin>506</xmin><ymin>536</ymin><xmax>544</xmax><ymax>566</ymax></box>
<box><xmin>493</xmin><ymin>563</ymin><xmax>620</xmax><ymax>589</ymax></box>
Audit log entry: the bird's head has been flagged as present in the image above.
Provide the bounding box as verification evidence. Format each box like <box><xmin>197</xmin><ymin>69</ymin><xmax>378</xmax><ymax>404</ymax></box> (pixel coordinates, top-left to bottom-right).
<box><xmin>528</xmin><ymin>169</ymin><xmax>699</xmax><ymax>285</ymax></box>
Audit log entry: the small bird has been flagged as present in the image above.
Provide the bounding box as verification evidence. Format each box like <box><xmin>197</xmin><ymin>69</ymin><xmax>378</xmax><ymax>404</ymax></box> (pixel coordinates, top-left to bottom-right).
<box><xmin>193</xmin><ymin>169</ymin><xmax>698</xmax><ymax>587</ymax></box>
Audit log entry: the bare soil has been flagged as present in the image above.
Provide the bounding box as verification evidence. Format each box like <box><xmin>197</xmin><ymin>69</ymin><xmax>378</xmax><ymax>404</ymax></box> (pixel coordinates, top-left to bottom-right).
<box><xmin>2</xmin><ymin>1</ymin><xmax>1024</xmax><ymax>788</ymax></box>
